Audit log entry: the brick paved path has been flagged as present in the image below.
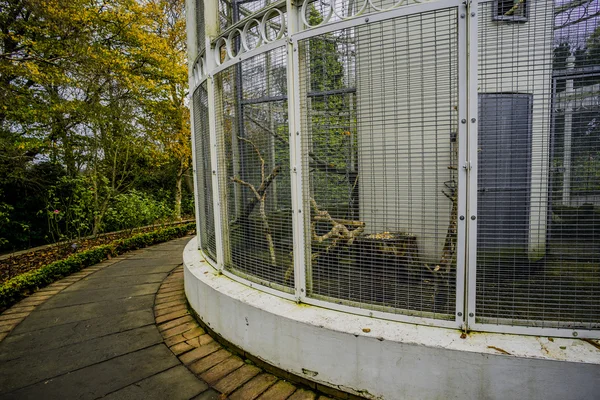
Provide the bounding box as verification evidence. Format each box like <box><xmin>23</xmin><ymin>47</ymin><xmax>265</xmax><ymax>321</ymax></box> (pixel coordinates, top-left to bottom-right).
<box><xmin>0</xmin><ymin>237</ymin><xmax>330</xmax><ymax>400</ymax></box>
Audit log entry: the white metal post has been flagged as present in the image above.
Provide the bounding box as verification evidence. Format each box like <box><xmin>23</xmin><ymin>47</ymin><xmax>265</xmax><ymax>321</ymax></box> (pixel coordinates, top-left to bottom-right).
<box><xmin>562</xmin><ymin>55</ymin><xmax>576</xmax><ymax>206</ymax></box>
<box><xmin>187</xmin><ymin>0</ymin><xmax>203</xmax><ymax>250</ymax></box>
<box><xmin>466</xmin><ymin>0</ymin><xmax>479</xmax><ymax>331</ymax></box>
<box><xmin>206</xmin><ymin>0</ymin><xmax>226</xmax><ymax>270</ymax></box>
<box><xmin>186</xmin><ymin>0</ymin><xmax>199</xmax><ymax>67</ymax></box>
<box><xmin>287</xmin><ymin>0</ymin><xmax>308</xmax><ymax>302</ymax></box>
<box><xmin>455</xmin><ymin>3</ymin><xmax>469</xmax><ymax>329</ymax></box>
<box><xmin>190</xmin><ymin>96</ymin><xmax>203</xmax><ymax>251</ymax></box>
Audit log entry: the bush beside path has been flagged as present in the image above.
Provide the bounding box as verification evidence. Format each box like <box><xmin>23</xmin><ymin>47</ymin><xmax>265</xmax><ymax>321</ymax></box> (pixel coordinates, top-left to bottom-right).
<box><xmin>0</xmin><ymin>223</ymin><xmax>195</xmax><ymax>312</ymax></box>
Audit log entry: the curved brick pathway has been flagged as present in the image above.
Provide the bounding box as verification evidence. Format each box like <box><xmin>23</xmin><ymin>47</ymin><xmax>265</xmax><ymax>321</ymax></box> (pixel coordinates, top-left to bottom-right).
<box><xmin>0</xmin><ymin>237</ymin><xmax>334</xmax><ymax>400</ymax></box>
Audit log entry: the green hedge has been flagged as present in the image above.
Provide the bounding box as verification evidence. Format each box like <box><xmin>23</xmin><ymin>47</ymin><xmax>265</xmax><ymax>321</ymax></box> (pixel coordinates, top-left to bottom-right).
<box><xmin>0</xmin><ymin>223</ymin><xmax>195</xmax><ymax>310</ymax></box>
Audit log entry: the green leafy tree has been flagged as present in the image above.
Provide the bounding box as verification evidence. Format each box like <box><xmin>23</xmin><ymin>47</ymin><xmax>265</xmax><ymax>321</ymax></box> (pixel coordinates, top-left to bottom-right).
<box><xmin>0</xmin><ymin>0</ymin><xmax>191</xmax><ymax>249</ymax></box>
<box><xmin>305</xmin><ymin>6</ymin><xmax>357</xmax><ymax>214</ymax></box>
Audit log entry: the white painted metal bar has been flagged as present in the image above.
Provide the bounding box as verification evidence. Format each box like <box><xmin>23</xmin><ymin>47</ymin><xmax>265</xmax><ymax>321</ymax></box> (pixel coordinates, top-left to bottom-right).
<box><xmin>470</xmin><ymin>322</ymin><xmax>599</xmax><ymax>340</ymax></box>
<box><xmin>454</xmin><ymin>2</ymin><xmax>469</xmax><ymax>330</ymax></box>
<box><xmin>186</xmin><ymin>0</ymin><xmax>199</xmax><ymax>69</ymax></box>
<box><xmin>191</xmin><ymin>55</ymin><xmax>208</xmax><ymax>91</ymax></box>
<box><xmin>199</xmin><ymin>248</ymin><xmax>219</xmax><ymax>270</ymax></box>
<box><xmin>187</xmin><ymin>0</ymin><xmax>203</xmax><ymax>251</ymax></box>
<box><xmin>214</xmin><ymin>0</ymin><xmax>287</xmax><ymax>43</ymax></box>
<box><xmin>221</xmin><ymin>269</ymin><xmax>297</xmax><ymax>301</ymax></box>
<box><xmin>302</xmin><ymin>296</ymin><xmax>459</xmax><ymax>329</ymax></box>
<box><xmin>190</xmin><ymin>94</ymin><xmax>203</xmax><ymax>251</ymax></box>
<box><xmin>205</xmin><ymin>0</ymin><xmax>220</xmax><ymax>40</ymax></box>
<box><xmin>466</xmin><ymin>0</ymin><xmax>479</xmax><ymax>331</ymax></box>
<box><xmin>206</xmin><ymin>79</ymin><xmax>225</xmax><ymax>270</ymax></box>
<box><xmin>206</xmin><ymin>0</ymin><xmax>226</xmax><ymax>271</ymax></box>
<box><xmin>292</xmin><ymin>0</ymin><xmax>461</xmax><ymax>41</ymax></box>
<box><xmin>210</xmin><ymin>38</ymin><xmax>288</xmax><ymax>77</ymax></box>
<box><xmin>287</xmin><ymin>0</ymin><xmax>308</xmax><ymax>302</ymax></box>
<box><xmin>192</xmin><ymin>46</ymin><xmax>207</xmax><ymax>71</ymax></box>
<box><xmin>562</xmin><ymin>56</ymin><xmax>575</xmax><ymax>206</ymax></box>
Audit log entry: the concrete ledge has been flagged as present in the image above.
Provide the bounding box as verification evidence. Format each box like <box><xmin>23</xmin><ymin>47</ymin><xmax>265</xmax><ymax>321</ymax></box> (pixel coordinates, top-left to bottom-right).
<box><xmin>183</xmin><ymin>237</ymin><xmax>600</xmax><ymax>400</ymax></box>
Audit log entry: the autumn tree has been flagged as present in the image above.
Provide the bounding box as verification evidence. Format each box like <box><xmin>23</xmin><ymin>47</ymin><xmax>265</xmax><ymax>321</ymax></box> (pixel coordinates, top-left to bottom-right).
<box><xmin>140</xmin><ymin>0</ymin><xmax>191</xmax><ymax>220</ymax></box>
<box><xmin>0</xmin><ymin>0</ymin><xmax>192</xmax><ymax>248</ymax></box>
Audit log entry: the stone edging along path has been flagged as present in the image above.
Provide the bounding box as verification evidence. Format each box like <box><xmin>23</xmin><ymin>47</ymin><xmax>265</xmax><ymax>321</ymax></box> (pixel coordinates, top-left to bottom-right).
<box><xmin>0</xmin><ymin>219</ymin><xmax>195</xmax><ymax>261</ymax></box>
<box><xmin>155</xmin><ymin>266</ymin><xmax>350</xmax><ymax>400</ymax></box>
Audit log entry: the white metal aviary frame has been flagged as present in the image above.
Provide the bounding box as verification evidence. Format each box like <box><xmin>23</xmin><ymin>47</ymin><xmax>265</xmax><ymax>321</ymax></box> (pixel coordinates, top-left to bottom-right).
<box><xmin>189</xmin><ymin>0</ymin><xmax>600</xmax><ymax>339</ymax></box>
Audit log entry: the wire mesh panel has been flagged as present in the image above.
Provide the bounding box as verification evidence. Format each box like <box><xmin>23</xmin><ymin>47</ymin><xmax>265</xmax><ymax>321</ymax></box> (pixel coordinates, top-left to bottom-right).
<box><xmin>189</xmin><ymin>0</ymin><xmax>600</xmax><ymax>335</ymax></box>
<box><xmin>193</xmin><ymin>83</ymin><xmax>217</xmax><ymax>262</ymax></box>
<box><xmin>475</xmin><ymin>0</ymin><xmax>600</xmax><ymax>331</ymax></box>
<box><xmin>215</xmin><ymin>46</ymin><xmax>294</xmax><ymax>290</ymax></box>
<box><xmin>299</xmin><ymin>8</ymin><xmax>460</xmax><ymax>319</ymax></box>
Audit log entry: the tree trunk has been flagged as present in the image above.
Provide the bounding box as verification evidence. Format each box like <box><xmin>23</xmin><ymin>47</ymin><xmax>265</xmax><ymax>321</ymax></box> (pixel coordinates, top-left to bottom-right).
<box><xmin>184</xmin><ymin>172</ymin><xmax>194</xmax><ymax>193</ymax></box>
<box><xmin>92</xmin><ymin>215</ymin><xmax>101</xmax><ymax>236</ymax></box>
<box><xmin>174</xmin><ymin>162</ymin><xmax>185</xmax><ymax>220</ymax></box>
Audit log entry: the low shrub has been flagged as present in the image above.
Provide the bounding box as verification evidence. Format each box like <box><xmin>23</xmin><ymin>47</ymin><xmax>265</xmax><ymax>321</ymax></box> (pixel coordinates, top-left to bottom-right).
<box><xmin>102</xmin><ymin>190</ymin><xmax>173</xmax><ymax>233</ymax></box>
<box><xmin>0</xmin><ymin>223</ymin><xmax>195</xmax><ymax>310</ymax></box>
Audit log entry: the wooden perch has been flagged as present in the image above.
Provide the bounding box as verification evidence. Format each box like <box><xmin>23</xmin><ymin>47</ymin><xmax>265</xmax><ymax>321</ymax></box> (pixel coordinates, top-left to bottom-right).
<box><xmin>503</xmin><ymin>0</ymin><xmax>525</xmax><ymax>16</ymax></box>
<box><xmin>245</xmin><ymin>115</ymin><xmax>288</xmax><ymax>147</ymax></box>
<box><xmin>424</xmin><ymin>135</ymin><xmax>459</xmax><ymax>310</ymax></box>
<box><xmin>439</xmin><ymin>184</ymin><xmax>458</xmax><ymax>275</ymax></box>
<box><xmin>231</xmin><ymin>165</ymin><xmax>281</xmax><ymax>226</ymax></box>
<box><xmin>245</xmin><ymin>113</ymin><xmax>355</xmax><ymax>176</ymax></box>
<box><xmin>308</xmin><ymin>152</ymin><xmax>352</xmax><ymax>176</ymax></box>
<box><xmin>310</xmin><ymin>198</ymin><xmax>365</xmax><ymax>261</ymax></box>
<box><xmin>555</xmin><ymin>0</ymin><xmax>592</xmax><ymax>15</ymax></box>
<box><xmin>313</xmin><ymin>215</ymin><xmax>364</xmax><ymax>226</ymax></box>
<box><xmin>284</xmin><ymin>198</ymin><xmax>365</xmax><ymax>284</ymax></box>
<box><xmin>230</xmin><ymin>136</ymin><xmax>278</xmax><ymax>266</ymax></box>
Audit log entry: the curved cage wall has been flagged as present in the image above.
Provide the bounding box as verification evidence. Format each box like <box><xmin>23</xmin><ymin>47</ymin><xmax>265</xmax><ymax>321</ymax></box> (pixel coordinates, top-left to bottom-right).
<box><xmin>190</xmin><ymin>0</ymin><xmax>600</xmax><ymax>337</ymax></box>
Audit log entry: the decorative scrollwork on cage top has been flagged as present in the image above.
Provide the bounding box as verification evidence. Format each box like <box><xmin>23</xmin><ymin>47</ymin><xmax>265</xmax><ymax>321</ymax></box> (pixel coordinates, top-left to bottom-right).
<box><xmin>301</xmin><ymin>0</ymin><xmax>423</xmax><ymax>28</ymax></box>
<box><xmin>213</xmin><ymin>6</ymin><xmax>286</xmax><ymax>65</ymax></box>
<box><xmin>210</xmin><ymin>0</ymin><xmax>427</xmax><ymax>66</ymax></box>
<box><xmin>192</xmin><ymin>54</ymin><xmax>207</xmax><ymax>89</ymax></box>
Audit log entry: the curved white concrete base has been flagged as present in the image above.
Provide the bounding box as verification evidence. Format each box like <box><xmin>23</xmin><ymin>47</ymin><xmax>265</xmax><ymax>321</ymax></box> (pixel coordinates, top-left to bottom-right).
<box><xmin>183</xmin><ymin>237</ymin><xmax>600</xmax><ymax>400</ymax></box>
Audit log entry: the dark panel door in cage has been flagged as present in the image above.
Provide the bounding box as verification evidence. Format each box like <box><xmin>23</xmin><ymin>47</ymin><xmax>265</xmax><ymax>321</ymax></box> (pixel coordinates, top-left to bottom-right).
<box><xmin>478</xmin><ymin>94</ymin><xmax>532</xmax><ymax>251</ymax></box>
